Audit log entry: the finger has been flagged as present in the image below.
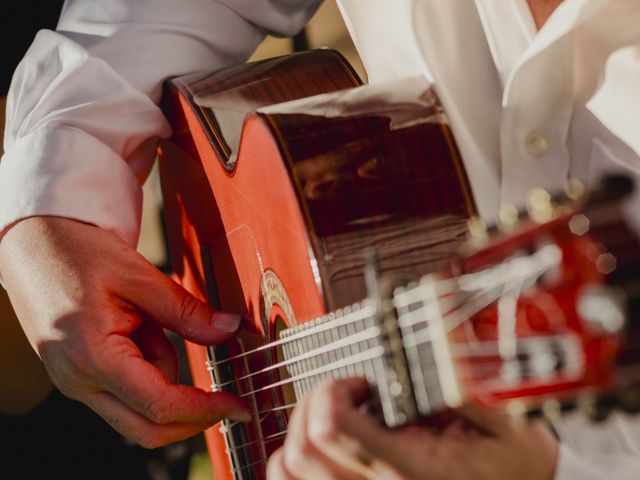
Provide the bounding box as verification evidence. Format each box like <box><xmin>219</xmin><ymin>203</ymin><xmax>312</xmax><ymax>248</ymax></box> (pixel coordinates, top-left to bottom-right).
<box><xmin>123</xmin><ymin>263</ymin><xmax>242</xmax><ymax>345</ymax></box>
<box><xmin>331</xmin><ymin>393</ymin><xmax>435</xmax><ymax>472</ymax></box>
<box><xmin>267</xmin><ymin>449</ymin><xmax>298</xmax><ymax>480</ymax></box>
<box><xmin>453</xmin><ymin>404</ymin><xmax>513</xmax><ymax>437</ymax></box>
<box><xmin>86</xmin><ymin>390</ymin><xmax>212</xmax><ymax>449</ymax></box>
<box><xmin>305</xmin><ymin>379</ymin><xmax>377</xmax><ymax>476</ymax></box>
<box><xmin>132</xmin><ymin>321</ymin><xmax>179</xmax><ymax>383</ymax></box>
<box><xmin>98</xmin><ymin>337</ymin><xmax>250</xmax><ymax>424</ymax></box>
<box><xmin>283</xmin><ymin>393</ymin><xmax>366</xmax><ymax>480</ymax></box>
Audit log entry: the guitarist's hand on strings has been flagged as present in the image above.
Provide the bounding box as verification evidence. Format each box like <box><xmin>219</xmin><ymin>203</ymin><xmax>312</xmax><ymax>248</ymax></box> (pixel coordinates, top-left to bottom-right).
<box><xmin>268</xmin><ymin>378</ymin><xmax>559</xmax><ymax>480</ymax></box>
<box><xmin>0</xmin><ymin>216</ymin><xmax>250</xmax><ymax>447</ymax></box>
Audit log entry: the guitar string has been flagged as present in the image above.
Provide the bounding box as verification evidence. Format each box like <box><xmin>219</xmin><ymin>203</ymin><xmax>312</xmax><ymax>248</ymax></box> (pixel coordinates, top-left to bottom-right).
<box><xmin>222</xmin><ymin>355</ymin><xmax>584</xmax><ymax>457</ymax></box>
<box><xmin>207</xmin><ymin>244</ymin><xmax>559</xmax><ymax>372</ymax></box>
<box><xmin>215</xmin><ymin>285</ymin><xmax>558</xmax><ymax>399</ymax></box>
<box><xmin>211</xmin><ymin>273</ymin><xmax>548</xmax><ymax>392</ymax></box>
<box><xmin>238</xmin><ymin>347</ymin><xmax>386</xmax><ymax>398</ymax></box>
<box><xmin>215</xmin><ymin>248</ymin><xmax>560</xmax><ymax>409</ymax></box>
<box><xmin>208</xmin><ymin>286</ymin><xmax>486</xmax><ymax>390</ymax></box>
<box><xmin>208</xmin><ymin>278</ymin><xmax>503</xmax><ymax>395</ymax></box>
<box><xmin>205</xmin><ymin>275</ymin><xmax>467</xmax><ymax>370</ymax></box>
<box><xmin>222</xmin><ymin>249</ymin><xmax>568</xmax><ymax>461</ymax></box>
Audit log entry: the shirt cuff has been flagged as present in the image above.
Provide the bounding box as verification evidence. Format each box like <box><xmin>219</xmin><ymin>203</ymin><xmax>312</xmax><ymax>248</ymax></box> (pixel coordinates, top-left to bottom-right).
<box><xmin>0</xmin><ymin>126</ymin><xmax>143</xmax><ymax>247</ymax></box>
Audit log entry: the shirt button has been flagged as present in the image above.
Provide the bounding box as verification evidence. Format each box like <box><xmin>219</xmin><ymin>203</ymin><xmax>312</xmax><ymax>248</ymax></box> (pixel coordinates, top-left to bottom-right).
<box><xmin>524</xmin><ymin>132</ymin><xmax>550</xmax><ymax>156</ymax></box>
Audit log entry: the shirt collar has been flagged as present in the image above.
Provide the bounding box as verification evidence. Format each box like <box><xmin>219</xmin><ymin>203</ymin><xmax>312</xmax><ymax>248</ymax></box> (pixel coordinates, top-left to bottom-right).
<box><xmin>473</xmin><ymin>0</ymin><xmax>536</xmax><ymax>88</ymax></box>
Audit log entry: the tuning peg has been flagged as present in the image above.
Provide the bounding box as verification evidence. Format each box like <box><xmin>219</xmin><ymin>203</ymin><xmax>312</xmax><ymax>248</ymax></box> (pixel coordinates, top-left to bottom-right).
<box><xmin>506</xmin><ymin>399</ymin><xmax>528</xmax><ymax>427</ymax></box>
<box><xmin>565</xmin><ymin>178</ymin><xmax>586</xmax><ymax>201</ymax></box>
<box><xmin>527</xmin><ymin>188</ymin><xmax>555</xmax><ymax>223</ymax></box>
<box><xmin>498</xmin><ymin>204</ymin><xmax>520</xmax><ymax>232</ymax></box>
<box><xmin>541</xmin><ymin>399</ymin><xmax>562</xmax><ymax>425</ymax></box>
<box><xmin>467</xmin><ymin>217</ymin><xmax>489</xmax><ymax>247</ymax></box>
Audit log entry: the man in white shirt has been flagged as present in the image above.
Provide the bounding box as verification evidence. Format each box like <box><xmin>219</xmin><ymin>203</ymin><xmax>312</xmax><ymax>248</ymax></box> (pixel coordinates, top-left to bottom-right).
<box><xmin>1</xmin><ymin>0</ymin><xmax>639</xmax><ymax>478</ymax></box>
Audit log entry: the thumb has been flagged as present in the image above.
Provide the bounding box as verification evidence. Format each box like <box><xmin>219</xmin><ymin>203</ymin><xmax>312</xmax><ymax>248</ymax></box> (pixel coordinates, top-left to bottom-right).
<box><xmin>127</xmin><ymin>266</ymin><xmax>243</xmax><ymax>345</ymax></box>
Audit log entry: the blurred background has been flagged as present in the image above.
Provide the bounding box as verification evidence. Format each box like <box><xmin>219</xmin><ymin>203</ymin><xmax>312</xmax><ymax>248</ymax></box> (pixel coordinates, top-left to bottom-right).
<box><xmin>0</xmin><ymin>2</ymin><xmax>361</xmax><ymax>479</ymax></box>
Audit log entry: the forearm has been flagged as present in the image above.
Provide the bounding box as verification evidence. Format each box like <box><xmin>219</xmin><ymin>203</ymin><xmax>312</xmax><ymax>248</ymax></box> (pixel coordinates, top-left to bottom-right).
<box><xmin>0</xmin><ymin>0</ymin><xmax>322</xmax><ymax>247</ymax></box>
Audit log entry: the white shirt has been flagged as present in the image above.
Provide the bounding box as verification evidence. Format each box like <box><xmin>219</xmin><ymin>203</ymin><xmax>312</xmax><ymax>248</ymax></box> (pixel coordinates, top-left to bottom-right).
<box><xmin>2</xmin><ymin>0</ymin><xmax>640</xmax><ymax>478</ymax></box>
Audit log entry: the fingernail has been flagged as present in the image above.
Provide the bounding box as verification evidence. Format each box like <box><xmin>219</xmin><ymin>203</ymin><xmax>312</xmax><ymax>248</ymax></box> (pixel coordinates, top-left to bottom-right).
<box><xmin>228</xmin><ymin>411</ymin><xmax>252</xmax><ymax>423</ymax></box>
<box><xmin>213</xmin><ymin>313</ymin><xmax>242</xmax><ymax>333</ymax></box>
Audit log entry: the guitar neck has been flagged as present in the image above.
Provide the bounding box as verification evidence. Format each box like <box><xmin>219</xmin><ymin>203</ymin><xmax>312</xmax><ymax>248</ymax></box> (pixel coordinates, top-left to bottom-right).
<box><xmin>278</xmin><ymin>242</ymin><xmax>579</xmax><ymax>427</ymax></box>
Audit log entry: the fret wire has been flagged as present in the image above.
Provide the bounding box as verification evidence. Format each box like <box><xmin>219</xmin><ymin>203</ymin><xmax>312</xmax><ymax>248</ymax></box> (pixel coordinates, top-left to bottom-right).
<box><xmin>320</xmin><ymin>319</ymin><xmax>332</xmax><ymax>383</ymax></box>
<box><xmin>282</xmin><ymin>337</ymin><xmax>301</xmax><ymax>401</ymax></box>
<box><xmin>362</xmin><ymin>313</ymin><xmax>376</xmax><ymax>383</ymax></box>
<box><xmin>232</xmin><ymin>458</ymin><xmax>269</xmax><ymax>474</ymax></box>
<box><xmin>339</xmin><ymin>321</ymin><xmax>349</xmax><ymax>379</ymax></box>
<box><xmin>226</xmin><ymin>430</ymin><xmax>288</xmax><ymax>453</ymax></box>
<box><xmin>239</xmin><ymin>347</ymin><xmax>385</xmax><ymax>398</ymax></box>
<box><xmin>254</xmin><ymin>403</ymin><xmax>298</xmax><ymax>417</ymax></box>
<box><xmin>302</xmin><ymin>325</ymin><xmax>314</xmax><ymax>395</ymax></box>
<box><xmin>308</xmin><ymin>320</ymin><xmax>320</xmax><ymax>393</ymax></box>
<box><xmin>328</xmin><ymin>315</ymin><xmax>340</xmax><ymax>378</ymax></box>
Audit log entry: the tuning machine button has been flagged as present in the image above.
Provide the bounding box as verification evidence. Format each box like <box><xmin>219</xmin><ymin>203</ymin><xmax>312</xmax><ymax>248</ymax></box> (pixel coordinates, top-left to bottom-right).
<box><xmin>467</xmin><ymin>217</ymin><xmax>489</xmax><ymax>248</ymax></box>
<box><xmin>527</xmin><ymin>188</ymin><xmax>556</xmax><ymax>223</ymax></box>
<box><xmin>498</xmin><ymin>204</ymin><xmax>520</xmax><ymax>232</ymax></box>
<box><xmin>577</xmin><ymin>284</ymin><xmax>627</xmax><ymax>334</ymax></box>
<box><xmin>565</xmin><ymin>178</ymin><xmax>586</xmax><ymax>201</ymax></box>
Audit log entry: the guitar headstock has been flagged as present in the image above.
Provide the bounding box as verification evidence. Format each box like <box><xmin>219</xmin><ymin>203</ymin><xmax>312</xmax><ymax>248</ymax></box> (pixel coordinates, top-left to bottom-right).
<box><xmin>455</xmin><ymin>175</ymin><xmax>640</xmax><ymax>421</ymax></box>
<box><xmin>390</xmin><ymin>175</ymin><xmax>640</xmax><ymax>425</ymax></box>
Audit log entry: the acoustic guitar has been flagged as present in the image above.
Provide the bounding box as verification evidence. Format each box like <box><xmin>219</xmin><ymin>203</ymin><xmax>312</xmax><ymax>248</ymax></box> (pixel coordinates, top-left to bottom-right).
<box><xmin>158</xmin><ymin>50</ymin><xmax>640</xmax><ymax>480</ymax></box>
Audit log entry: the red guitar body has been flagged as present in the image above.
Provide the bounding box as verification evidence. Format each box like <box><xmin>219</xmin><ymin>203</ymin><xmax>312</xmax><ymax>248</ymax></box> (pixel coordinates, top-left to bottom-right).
<box><xmin>158</xmin><ymin>51</ymin><xmax>635</xmax><ymax>479</ymax></box>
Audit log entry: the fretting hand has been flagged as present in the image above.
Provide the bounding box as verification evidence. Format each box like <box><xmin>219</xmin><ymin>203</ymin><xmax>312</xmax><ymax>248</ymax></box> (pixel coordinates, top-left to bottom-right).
<box><xmin>0</xmin><ymin>216</ymin><xmax>250</xmax><ymax>447</ymax></box>
<box><xmin>268</xmin><ymin>378</ymin><xmax>558</xmax><ymax>480</ymax></box>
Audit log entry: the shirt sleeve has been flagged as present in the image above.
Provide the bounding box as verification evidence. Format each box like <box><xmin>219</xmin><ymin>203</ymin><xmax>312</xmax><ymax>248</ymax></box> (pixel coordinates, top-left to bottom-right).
<box><xmin>554</xmin><ymin>412</ymin><xmax>640</xmax><ymax>480</ymax></box>
<box><xmin>554</xmin><ymin>445</ymin><xmax>640</xmax><ymax>480</ymax></box>
<box><xmin>0</xmin><ymin>0</ymin><xmax>322</xmax><ymax>246</ymax></box>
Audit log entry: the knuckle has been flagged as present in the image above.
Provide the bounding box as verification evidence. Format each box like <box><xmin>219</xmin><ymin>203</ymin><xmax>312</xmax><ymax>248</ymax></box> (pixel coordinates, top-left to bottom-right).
<box><xmin>284</xmin><ymin>438</ymin><xmax>315</xmax><ymax>475</ymax></box>
<box><xmin>266</xmin><ymin>449</ymin><xmax>285</xmax><ymax>479</ymax></box>
<box><xmin>308</xmin><ymin>416</ymin><xmax>338</xmax><ymax>447</ymax></box>
<box><xmin>143</xmin><ymin>396</ymin><xmax>174</xmax><ymax>424</ymax></box>
<box><xmin>177</xmin><ymin>292</ymin><xmax>202</xmax><ymax>322</ymax></box>
<box><xmin>41</xmin><ymin>345</ymin><xmax>99</xmax><ymax>400</ymax></box>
